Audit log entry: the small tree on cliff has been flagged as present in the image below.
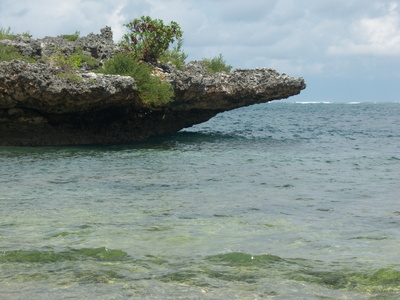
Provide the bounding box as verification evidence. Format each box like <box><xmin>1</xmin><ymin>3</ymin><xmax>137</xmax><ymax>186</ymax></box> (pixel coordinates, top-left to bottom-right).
<box><xmin>120</xmin><ymin>16</ymin><xmax>183</xmax><ymax>63</ymax></box>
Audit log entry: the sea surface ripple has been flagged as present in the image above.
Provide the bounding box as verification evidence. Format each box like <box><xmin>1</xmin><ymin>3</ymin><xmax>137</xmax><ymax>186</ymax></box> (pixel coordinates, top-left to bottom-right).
<box><xmin>1</xmin><ymin>102</ymin><xmax>399</xmax><ymax>299</ymax></box>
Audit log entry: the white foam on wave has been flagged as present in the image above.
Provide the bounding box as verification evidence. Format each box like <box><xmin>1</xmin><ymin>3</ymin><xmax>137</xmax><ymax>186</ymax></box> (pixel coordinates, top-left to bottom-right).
<box><xmin>295</xmin><ymin>101</ymin><xmax>332</xmax><ymax>104</ymax></box>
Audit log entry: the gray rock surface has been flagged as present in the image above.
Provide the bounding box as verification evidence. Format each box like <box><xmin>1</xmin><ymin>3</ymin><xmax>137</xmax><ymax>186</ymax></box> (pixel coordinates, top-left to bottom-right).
<box><xmin>0</xmin><ymin>28</ymin><xmax>306</xmax><ymax>146</ymax></box>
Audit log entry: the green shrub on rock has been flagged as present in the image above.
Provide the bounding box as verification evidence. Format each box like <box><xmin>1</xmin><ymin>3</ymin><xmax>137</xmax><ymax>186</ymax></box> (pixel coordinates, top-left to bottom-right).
<box><xmin>0</xmin><ymin>44</ymin><xmax>36</xmax><ymax>63</ymax></box>
<box><xmin>159</xmin><ymin>38</ymin><xmax>188</xmax><ymax>71</ymax></box>
<box><xmin>98</xmin><ymin>53</ymin><xmax>174</xmax><ymax>106</ymax></box>
<box><xmin>77</xmin><ymin>54</ymin><xmax>100</xmax><ymax>70</ymax></box>
<box><xmin>119</xmin><ymin>16</ymin><xmax>183</xmax><ymax>63</ymax></box>
<box><xmin>203</xmin><ymin>54</ymin><xmax>232</xmax><ymax>74</ymax></box>
<box><xmin>99</xmin><ymin>52</ymin><xmax>140</xmax><ymax>75</ymax></box>
<box><xmin>48</xmin><ymin>54</ymin><xmax>81</xmax><ymax>70</ymax></box>
<box><xmin>48</xmin><ymin>54</ymin><xmax>99</xmax><ymax>70</ymax></box>
<box><xmin>60</xmin><ymin>31</ymin><xmax>80</xmax><ymax>42</ymax></box>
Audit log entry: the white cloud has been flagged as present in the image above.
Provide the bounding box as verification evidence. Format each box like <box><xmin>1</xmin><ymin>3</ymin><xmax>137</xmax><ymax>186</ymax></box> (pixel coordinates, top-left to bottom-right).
<box><xmin>1</xmin><ymin>0</ymin><xmax>399</xmax><ymax>100</ymax></box>
<box><xmin>0</xmin><ymin>0</ymin><xmax>149</xmax><ymax>39</ymax></box>
<box><xmin>219</xmin><ymin>0</ymin><xmax>279</xmax><ymax>23</ymax></box>
<box><xmin>328</xmin><ymin>1</ymin><xmax>400</xmax><ymax>56</ymax></box>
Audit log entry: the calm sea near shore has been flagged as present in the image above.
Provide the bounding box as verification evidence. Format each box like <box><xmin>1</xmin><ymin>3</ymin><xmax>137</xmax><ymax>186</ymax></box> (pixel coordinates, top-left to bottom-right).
<box><xmin>1</xmin><ymin>101</ymin><xmax>399</xmax><ymax>299</ymax></box>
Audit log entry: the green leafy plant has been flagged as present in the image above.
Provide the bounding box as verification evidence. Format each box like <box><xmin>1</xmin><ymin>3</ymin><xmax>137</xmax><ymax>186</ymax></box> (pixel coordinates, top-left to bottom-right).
<box><xmin>203</xmin><ymin>54</ymin><xmax>233</xmax><ymax>74</ymax></box>
<box><xmin>98</xmin><ymin>53</ymin><xmax>174</xmax><ymax>106</ymax></box>
<box><xmin>159</xmin><ymin>37</ymin><xmax>188</xmax><ymax>70</ymax></box>
<box><xmin>0</xmin><ymin>44</ymin><xmax>36</xmax><ymax>63</ymax></box>
<box><xmin>119</xmin><ymin>16</ymin><xmax>183</xmax><ymax>63</ymax></box>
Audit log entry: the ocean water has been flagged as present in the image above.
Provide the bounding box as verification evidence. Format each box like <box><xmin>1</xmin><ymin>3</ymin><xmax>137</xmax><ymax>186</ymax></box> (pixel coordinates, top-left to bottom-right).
<box><xmin>0</xmin><ymin>101</ymin><xmax>399</xmax><ymax>299</ymax></box>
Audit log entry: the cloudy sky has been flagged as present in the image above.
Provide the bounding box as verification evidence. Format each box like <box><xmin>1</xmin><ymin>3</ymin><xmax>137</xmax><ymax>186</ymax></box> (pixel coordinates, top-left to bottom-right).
<box><xmin>1</xmin><ymin>0</ymin><xmax>399</xmax><ymax>102</ymax></box>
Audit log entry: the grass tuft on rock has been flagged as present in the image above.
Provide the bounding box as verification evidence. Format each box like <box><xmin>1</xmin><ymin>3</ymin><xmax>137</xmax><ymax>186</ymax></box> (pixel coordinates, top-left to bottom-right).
<box><xmin>0</xmin><ymin>44</ymin><xmax>36</xmax><ymax>63</ymax></box>
<box><xmin>203</xmin><ymin>54</ymin><xmax>232</xmax><ymax>74</ymax></box>
<box><xmin>98</xmin><ymin>53</ymin><xmax>174</xmax><ymax>107</ymax></box>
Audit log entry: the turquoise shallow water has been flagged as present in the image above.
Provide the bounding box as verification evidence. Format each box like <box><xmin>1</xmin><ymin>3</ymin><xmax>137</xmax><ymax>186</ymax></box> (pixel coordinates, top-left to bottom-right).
<box><xmin>1</xmin><ymin>102</ymin><xmax>399</xmax><ymax>299</ymax></box>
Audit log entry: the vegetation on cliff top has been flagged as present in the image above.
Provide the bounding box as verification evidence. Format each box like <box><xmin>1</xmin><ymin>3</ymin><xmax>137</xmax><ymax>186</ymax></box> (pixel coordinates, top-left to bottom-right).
<box><xmin>1</xmin><ymin>18</ymin><xmax>233</xmax><ymax>106</ymax></box>
<box><xmin>203</xmin><ymin>54</ymin><xmax>233</xmax><ymax>74</ymax></box>
<box><xmin>0</xmin><ymin>27</ymin><xmax>31</xmax><ymax>40</ymax></box>
<box><xmin>97</xmin><ymin>52</ymin><xmax>174</xmax><ymax>106</ymax></box>
<box><xmin>119</xmin><ymin>16</ymin><xmax>183</xmax><ymax>63</ymax></box>
<box><xmin>0</xmin><ymin>21</ymin><xmax>232</xmax><ymax>73</ymax></box>
<box><xmin>159</xmin><ymin>37</ymin><xmax>188</xmax><ymax>71</ymax></box>
<box><xmin>0</xmin><ymin>44</ymin><xmax>36</xmax><ymax>63</ymax></box>
<box><xmin>47</xmin><ymin>52</ymin><xmax>100</xmax><ymax>70</ymax></box>
<box><xmin>60</xmin><ymin>31</ymin><xmax>80</xmax><ymax>42</ymax></box>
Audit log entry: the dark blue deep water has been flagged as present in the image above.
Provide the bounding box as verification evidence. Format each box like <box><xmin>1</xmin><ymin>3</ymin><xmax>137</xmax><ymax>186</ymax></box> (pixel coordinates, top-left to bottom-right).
<box><xmin>1</xmin><ymin>102</ymin><xmax>399</xmax><ymax>299</ymax></box>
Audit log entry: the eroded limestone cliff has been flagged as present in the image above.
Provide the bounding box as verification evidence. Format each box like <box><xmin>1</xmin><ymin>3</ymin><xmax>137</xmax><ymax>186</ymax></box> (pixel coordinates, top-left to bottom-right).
<box><xmin>0</xmin><ymin>28</ymin><xmax>306</xmax><ymax>146</ymax></box>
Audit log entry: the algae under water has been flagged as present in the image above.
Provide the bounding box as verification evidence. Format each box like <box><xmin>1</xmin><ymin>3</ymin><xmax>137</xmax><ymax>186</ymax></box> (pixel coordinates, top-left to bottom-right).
<box><xmin>1</xmin><ymin>102</ymin><xmax>399</xmax><ymax>299</ymax></box>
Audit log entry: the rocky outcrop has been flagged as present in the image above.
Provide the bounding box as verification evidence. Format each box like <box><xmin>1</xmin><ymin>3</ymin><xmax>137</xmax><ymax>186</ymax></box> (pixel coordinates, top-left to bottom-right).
<box><xmin>0</xmin><ymin>28</ymin><xmax>306</xmax><ymax>146</ymax></box>
<box><xmin>164</xmin><ymin>61</ymin><xmax>304</xmax><ymax>111</ymax></box>
<box><xmin>1</xmin><ymin>27</ymin><xmax>115</xmax><ymax>61</ymax></box>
